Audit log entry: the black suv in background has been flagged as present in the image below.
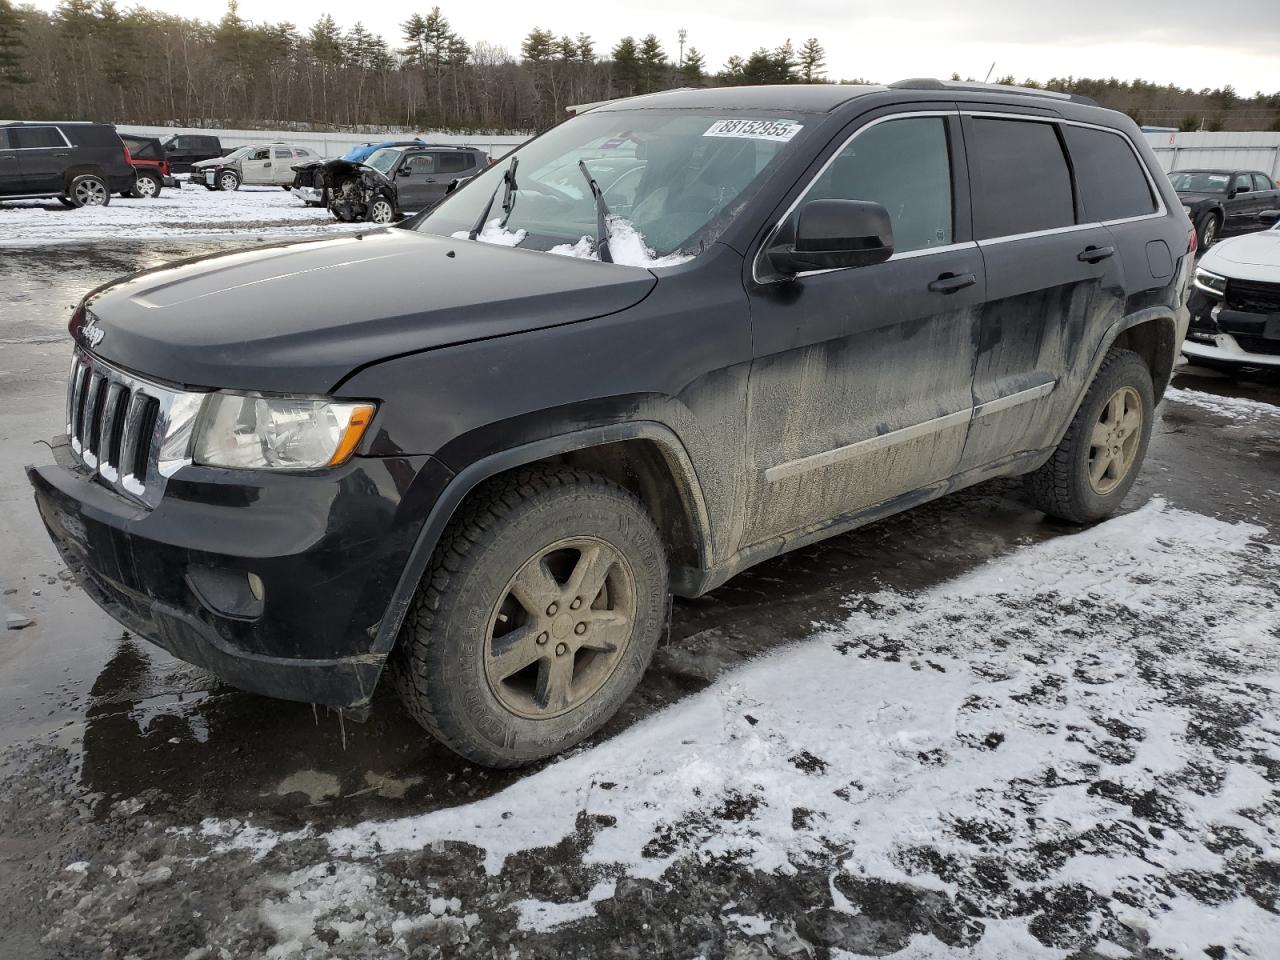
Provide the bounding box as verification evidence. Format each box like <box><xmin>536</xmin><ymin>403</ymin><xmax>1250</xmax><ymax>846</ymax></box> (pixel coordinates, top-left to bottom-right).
<box><xmin>158</xmin><ymin>133</ymin><xmax>223</xmax><ymax>174</ymax></box>
<box><xmin>1171</xmin><ymin>168</ymin><xmax>1280</xmax><ymax>248</ymax></box>
<box><xmin>0</xmin><ymin>121</ymin><xmax>135</xmax><ymax>206</ymax></box>
<box><xmin>30</xmin><ymin>81</ymin><xmax>1192</xmax><ymax>767</ymax></box>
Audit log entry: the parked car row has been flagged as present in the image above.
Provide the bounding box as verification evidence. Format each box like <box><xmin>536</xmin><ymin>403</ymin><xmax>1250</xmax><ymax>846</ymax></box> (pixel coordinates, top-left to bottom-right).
<box><xmin>193</xmin><ymin>142</ymin><xmax>321</xmax><ymax>191</ymax></box>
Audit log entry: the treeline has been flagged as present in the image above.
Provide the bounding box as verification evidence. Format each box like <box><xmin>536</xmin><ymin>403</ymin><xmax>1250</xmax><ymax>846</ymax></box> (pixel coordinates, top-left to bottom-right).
<box><xmin>1</xmin><ymin>0</ymin><xmax>1278</xmax><ymax>133</ymax></box>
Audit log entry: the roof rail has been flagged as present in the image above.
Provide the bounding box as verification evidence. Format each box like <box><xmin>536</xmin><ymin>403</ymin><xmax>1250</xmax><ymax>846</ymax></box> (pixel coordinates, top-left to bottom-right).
<box><xmin>889</xmin><ymin>78</ymin><xmax>1098</xmax><ymax>107</ymax></box>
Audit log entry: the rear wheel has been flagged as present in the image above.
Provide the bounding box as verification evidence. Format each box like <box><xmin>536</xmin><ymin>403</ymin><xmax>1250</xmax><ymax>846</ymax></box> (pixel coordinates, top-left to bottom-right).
<box><xmin>1024</xmin><ymin>349</ymin><xmax>1154</xmax><ymax>524</ymax></box>
<box><xmin>392</xmin><ymin>466</ymin><xmax>668</xmax><ymax>767</ymax></box>
<box><xmin>131</xmin><ymin>171</ymin><xmax>162</xmax><ymax>199</ymax></box>
<box><xmin>66</xmin><ymin>174</ymin><xmax>110</xmax><ymax>207</ymax></box>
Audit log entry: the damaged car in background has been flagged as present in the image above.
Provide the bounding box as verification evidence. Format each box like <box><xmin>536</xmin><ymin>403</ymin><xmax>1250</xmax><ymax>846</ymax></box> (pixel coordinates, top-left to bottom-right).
<box><xmin>289</xmin><ymin>138</ymin><xmax>427</xmax><ymax>207</ymax></box>
<box><xmin>319</xmin><ymin>144</ymin><xmax>489</xmax><ymax>224</ymax></box>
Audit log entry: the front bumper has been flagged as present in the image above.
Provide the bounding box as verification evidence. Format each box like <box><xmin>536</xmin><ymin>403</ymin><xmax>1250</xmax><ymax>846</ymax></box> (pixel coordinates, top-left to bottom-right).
<box><xmin>292</xmin><ymin>186</ymin><xmax>322</xmax><ymax>203</ymax></box>
<box><xmin>1184</xmin><ymin>287</ymin><xmax>1280</xmax><ymax>368</ymax></box>
<box><xmin>28</xmin><ymin>438</ymin><xmax>450</xmax><ymax>707</ymax></box>
<box><xmin>1183</xmin><ymin>334</ymin><xmax>1280</xmax><ymax>368</ymax></box>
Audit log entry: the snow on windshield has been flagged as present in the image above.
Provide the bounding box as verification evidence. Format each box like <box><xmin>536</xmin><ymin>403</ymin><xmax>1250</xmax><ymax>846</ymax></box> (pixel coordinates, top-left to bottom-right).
<box><xmin>452</xmin><ymin>216</ymin><xmax>692</xmax><ymax>268</ymax></box>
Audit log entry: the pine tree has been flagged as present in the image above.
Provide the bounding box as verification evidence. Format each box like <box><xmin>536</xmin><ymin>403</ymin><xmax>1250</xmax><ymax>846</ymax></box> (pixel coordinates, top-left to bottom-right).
<box><xmin>0</xmin><ymin>0</ymin><xmax>28</xmax><ymax>94</ymax></box>
<box><xmin>575</xmin><ymin>33</ymin><xmax>594</xmax><ymax>64</ymax></box>
<box><xmin>678</xmin><ymin>46</ymin><xmax>705</xmax><ymax>86</ymax></box>
<box><xmin>798</xmin><ymin>38</ymin><xmax>824</xmax><ymax>83</ymax></box>
<box><xmin>637</xmin><ymin>33</ymin><xmax>665</xmax><ymax>94</ymax></box>
<box><xmin>521</xmin><ymin>27</ymin><xmax>554</xmax><ymax>64</ymax></box>
<box><xmin>611</xmin><ymin>35</ymin><xmax>640</xmax><ymax>96</ymax></box>
<box><xmin>771</xmin><ymin>40</ymin><xmax>796</xmax><ymax>83</ymax></box>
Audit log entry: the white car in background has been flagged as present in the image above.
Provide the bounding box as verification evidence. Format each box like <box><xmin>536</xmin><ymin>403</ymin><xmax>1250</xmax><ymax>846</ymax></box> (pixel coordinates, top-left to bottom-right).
<box><xmin>192</xmin><ymin>143</ymin><xmax>320</xmax><ymax>191</ymax></box>
<box><xmin>1184</xmin><ymin>208</ymin><xmax>1280</xmax><ymax>371</ymax></box>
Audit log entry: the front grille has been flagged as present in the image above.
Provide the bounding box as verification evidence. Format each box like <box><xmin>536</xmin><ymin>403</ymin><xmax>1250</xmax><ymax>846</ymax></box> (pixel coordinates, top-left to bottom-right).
<box><xmin>1226</xmin><ymin>278</ymin><xmax>1280</xmax><ymax>315</ymax></box>
<box><xmin>1234</xmin><ymin>335</ymin><xmax>1280</xmax><ymax>357</ymax></box>
<box><xmin>66</xmin><ymin>349</ymin><xmax>200</xmax><ymax>508</ymax></box>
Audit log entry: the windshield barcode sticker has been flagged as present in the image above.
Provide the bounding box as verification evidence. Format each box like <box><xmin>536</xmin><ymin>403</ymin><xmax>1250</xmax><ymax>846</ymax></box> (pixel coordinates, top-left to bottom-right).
<box><xmin>703</xmin><ymin>119</ymin><xmax>803</xmax><ymax>142</ymax></box>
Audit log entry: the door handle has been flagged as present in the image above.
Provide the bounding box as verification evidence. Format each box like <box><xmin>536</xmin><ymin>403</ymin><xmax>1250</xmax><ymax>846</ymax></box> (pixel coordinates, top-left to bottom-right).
<box><xmin>928</xmin><ymin>272</ymin><xmax>977</xmax><ymax>294</ymax></box>
<box><xmin>264</xmin><ymin>162</ymin><xmax>272</xmax><ymax>167</ymax></box>
<box><xmin>53</xmin><ymin>152</ymin><xmax>70</xmax><ymax>157</ymax></box>
<box><xmin>1077</xmin><ymin>245</ymin><xmax>1115</xmax><ymax>263</ymax></box>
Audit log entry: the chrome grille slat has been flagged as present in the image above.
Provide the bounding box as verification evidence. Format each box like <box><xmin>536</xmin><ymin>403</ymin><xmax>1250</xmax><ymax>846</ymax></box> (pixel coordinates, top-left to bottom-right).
<box><xmin>64</xmin><ymin>348</ymin><xmax>204</xmax><ymax>509</ymax></box>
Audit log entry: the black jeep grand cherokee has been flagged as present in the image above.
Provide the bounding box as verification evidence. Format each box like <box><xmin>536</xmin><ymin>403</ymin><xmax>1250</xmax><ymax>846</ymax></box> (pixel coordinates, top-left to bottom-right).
<box><xmin>29</xmin><ymin>81</ymin><xmax>1192</xmax><ymax>767</ymax></box>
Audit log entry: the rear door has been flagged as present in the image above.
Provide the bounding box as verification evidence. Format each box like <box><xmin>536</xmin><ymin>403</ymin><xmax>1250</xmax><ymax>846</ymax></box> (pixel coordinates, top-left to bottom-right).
<box><xmin>13</xmin><ymin>125</ymin><xmax>71</xmax><ymax>193</ymax></box>
<box><xmin>270</xmin><ymin>146</ymin><xmax>294</xmax><ymax>183</ymax></box>
<box><xmin>958</xmin><ymin>112</ymin><xmax>1125</xmax><ymax>472</ymax></box>
<box><xmin>431</xmin><ymin>150</ymin><xmax>476</xmax><ymax>203</ymax></box>
<box><xmin>743</xmin><ymin>108</ymin><xmax>985</xmax><ymax>546</ymax></box>
<box><xmin>0</xmin><ymin>129</ymin><xmax>20</xmax><ymax>195</ymax></box>
<box><xmin>1252</xmin><ymin>173</ymin><xmax>1279</xmax><ymax>213</ymax></box>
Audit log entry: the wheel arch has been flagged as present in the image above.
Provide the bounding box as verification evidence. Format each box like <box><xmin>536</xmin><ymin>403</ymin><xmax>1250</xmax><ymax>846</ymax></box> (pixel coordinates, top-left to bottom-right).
<box><xmin>61</xmin><ymin>164</ymin><xmax>107</xmax><ymax>188</ymax></box>
<box><xmin>368</xmin><ymin>421</ymin><xmax>714</xmax><ymax>659</ymax></box>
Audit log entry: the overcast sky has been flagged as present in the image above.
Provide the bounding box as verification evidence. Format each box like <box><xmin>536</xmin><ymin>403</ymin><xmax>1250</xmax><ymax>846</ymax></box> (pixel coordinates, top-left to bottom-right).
<box><xmin>30</xmin><ymin>0</ymin><xmax>1280</xmax><ymax>95</ymax></box>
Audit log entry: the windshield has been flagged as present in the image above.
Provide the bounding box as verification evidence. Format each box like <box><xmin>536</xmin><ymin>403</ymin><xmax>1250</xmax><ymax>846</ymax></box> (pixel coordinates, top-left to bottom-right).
<box><xmin>364</xmin><ymin>148</ymin><xmax>403</xmax><ymax>176</ymax></box>
<box><xmin>416</xmin><ymin>109</ymin><xmax>816</xmax><ymax>264</ymax></box>
<box><xmin>223</xmin><ymin>146</ymin><xmax>252</xmax><ymax>161</ymax></box>
<box><xmin>1170</xmin><ymin>171</ymin><xmax>1230</xmax><ymax>194</ymax></box>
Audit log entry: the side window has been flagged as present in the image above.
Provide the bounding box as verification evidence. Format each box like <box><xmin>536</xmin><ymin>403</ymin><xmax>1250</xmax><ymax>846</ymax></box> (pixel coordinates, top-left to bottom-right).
<box><xmin>1062</xmin><ymin>125</ymin><xmax>1156</xmax><ymax>222</ymax></box>
<box><xmin>0</xmin><ymin>130</ymin><xmax>11</xmax><ymax>149</ymax></box>
<box><xmin>1232</xmin><ymin>173</ymin><xmax>1252</xmax><ymax>193</ymax></box>
<box><xmin>13</xmin><ymin>126</ymin><xmax>65</xmax><ymax>149</ymax></box>
<box><xmin>406</xmin><ymin>154</ymin><xmax>436</xmax><ymax>176</ymax></box>
<box><xmin>1252</xmin><ymin>173</ymin><xmax>1273</xmax><ymax>192</ymax></box>
<box><xmin>250</xmin><ymin>147</ymin><xmax>270</xmax><ymax>161</ymax></box>
<box><xmin>273</xmin><ymin>147</ymin><xmax>292</xmax><ymax>160</ymax></box>
<box><xmin>435</xmin><ymin>152</ymin><xmax>469</xmax><ymax>174</ymax></box>
<box><xmin>806</xmin><ymin>116</ymin><xmax>953</xmax><ymax>254</ymax></box>
<box><xmin>969</xmin><ymin>118</ymin><xmax>1075</xmax><ymax>239</ymax></box>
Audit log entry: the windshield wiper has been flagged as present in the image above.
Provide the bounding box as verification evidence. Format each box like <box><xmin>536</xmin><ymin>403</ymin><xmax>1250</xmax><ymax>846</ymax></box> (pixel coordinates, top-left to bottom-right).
<box><xmin>577</xmin><ymin>159</ymin><xmax>613</xmax><ymax>264</ymax></box>
<box><xmin>467</xmin><ymin>156</ymin><xmax>519</xmax><ymax>241</ymax></box>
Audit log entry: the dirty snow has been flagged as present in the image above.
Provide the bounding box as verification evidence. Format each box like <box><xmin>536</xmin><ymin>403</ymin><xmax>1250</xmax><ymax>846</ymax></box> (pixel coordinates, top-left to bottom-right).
<box><xmin>1164</xmin><ymin>385</ymin><xmax>1278</xmax><ymax>421</ymax></box>
<box><xmin>512</xmin><ymin>878</ymin><xmax>617</xmax><ymax>931</ymax></box>
<box><xmin>178</xmin><ymin>497</ymin><xmax>1280</xmax><ymax>957</ymax></box>
<box><xmin>0</xmin><ymin>186</ymin><xmax>365</xmax><ymax>245</ymax></box>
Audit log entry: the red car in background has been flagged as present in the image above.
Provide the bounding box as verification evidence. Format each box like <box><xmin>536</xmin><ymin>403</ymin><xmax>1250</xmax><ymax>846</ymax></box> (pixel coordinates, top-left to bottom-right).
<box><xmin>119</xmin><ymin>133</ymin><xmax>178</xmax><ymax>198</ymax></box>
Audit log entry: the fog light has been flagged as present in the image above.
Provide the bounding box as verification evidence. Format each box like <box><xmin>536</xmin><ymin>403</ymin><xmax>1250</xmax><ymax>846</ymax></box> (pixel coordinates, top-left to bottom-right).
<box><xmin>247</xmin><ymin>572</ymin><xmax>264</xmax><ymax>602</ymax></box>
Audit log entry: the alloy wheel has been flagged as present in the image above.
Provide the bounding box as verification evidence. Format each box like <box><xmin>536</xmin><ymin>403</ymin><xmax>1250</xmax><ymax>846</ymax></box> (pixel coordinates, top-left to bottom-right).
<box><xmin>1088</xmin><ymin>386</ymin><xmax>1143</xmax><ymax>495</ymax></box>
<box><xmin>74</xmin><ymin>179</ymin><xmax>107</xmax><ymax>206</ymax></box>
<box><xmin>370</xmin><ymin>199</ymin><xmax>394</xmax><ymax>224</ymax></box>
<box><xmin>483</xmin><ymin>536</ymin><xmax>636</xmax><ymax>720</ymax></box>
<box><xmin>220</xmin><ymin>172</ymin><xmax>239</xmax><ymax>191</ymax></box>
<box><xmin>136</xmin><ymin>175</ymin><xmax>157</xmax><ymax>197</ymax></box>
<box><xmin>1201</xmin><ymin>217</ymin><xmax>1217</xmax><ymax>246</ymax></box>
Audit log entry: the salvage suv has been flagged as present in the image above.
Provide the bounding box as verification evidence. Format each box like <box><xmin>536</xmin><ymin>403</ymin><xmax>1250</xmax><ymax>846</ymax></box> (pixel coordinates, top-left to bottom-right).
<box><xmin>29</xmin><ymin>82</ymin><xmax>1192</xmax><ymax>767</ymax></box>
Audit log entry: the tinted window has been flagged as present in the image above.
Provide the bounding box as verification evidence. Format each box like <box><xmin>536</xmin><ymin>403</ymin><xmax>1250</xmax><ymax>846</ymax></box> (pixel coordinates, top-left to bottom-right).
<box><xmin>1062</xmin><ymin>125</ymin><xmax>1155</xmax><ymax>222</ymax></box>
<box><xmin>435</xmin><ymin>152</ymin><xmax>470</xmax><ymax>174</ymax></box>
<box><xmin>273</xmin><ymin>147</ymin><xmax>292</xmax><ymax>160</ymax></box>
<box><xmin>1232</xmin><ymin>173</ymin><xmax>1252</xmax><ymax>192</ymax></box>
<box><xmin>806</xmin><ymin>116</ymin><xmax>953</xmax><ymax>253</ymax></box>
<box><xmin>969</xmin><ymin>118</ymin><xmax>1075</xmax><ymax>239</ymax></box>
<box><xmin>406</xmin><ymin>154</ymin><xmax>436</xmax><ymax>175</ymax></box>
<box><xmin>0</xmin><ymin>130</ymin><xmax>11</xmax><ymax>149</ymax></box>
<box><xmin>62</xmin><ymin>125</ymin><xmax>119</xmax><ymax>148</ymax></box>
<box><xmin>1252</xmin><ymin>173</ymin><xmax>1273</xmax><ymax>192</ymax></box>
<box><xmin>14</xmin><ymin>126</ymin><xmax>64</xmax><ymax>149</ymax></box>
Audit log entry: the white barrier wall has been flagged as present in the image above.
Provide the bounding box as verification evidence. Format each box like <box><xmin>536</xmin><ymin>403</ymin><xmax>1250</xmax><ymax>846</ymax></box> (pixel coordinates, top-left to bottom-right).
<box><xmin>111</xmin><ymin>125</ymin><xmax>531</xmax><ymax>160</ymax></box>
<box><xmin>1144</xmin><ymin>131</ymin><xmax>1280</xmax><ymax>179</ymax></box>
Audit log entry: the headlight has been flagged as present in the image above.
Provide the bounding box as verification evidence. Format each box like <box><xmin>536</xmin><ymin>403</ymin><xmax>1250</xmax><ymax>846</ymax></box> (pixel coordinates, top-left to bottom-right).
<box><xmin>1193</xmin><ymin>267</ymin><xmax>1227</xmax><ymax>297</ymax></box>
<box><xmin>193</xmin><ymin>393</ymin><xmax>376</xmax><ymax>471</ymax></box>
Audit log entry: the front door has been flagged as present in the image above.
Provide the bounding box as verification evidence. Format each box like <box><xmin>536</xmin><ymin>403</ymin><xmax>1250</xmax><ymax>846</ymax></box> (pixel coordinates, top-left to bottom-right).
<box><xmin>1224</xmin><ymin>172</ymin><xmax>1259</xmax><ymax>235</ymax></box>
<box><xmin>394</xmin><ymin>153</ymin><xmax>438</xmax><ymax>211</ymax></box>
<box><xmin>0</xmin><ymin>129</ymin><xmax>20</xmax><ymax>195</ymax></box>
<box><xmin>742</xmin><ymin>109</ymin><xmax>984</xmax><ymax>547</ymax></box>
<box><xmin>239</xmin><ymin>147</ymin><xmax>272</xmax><ymax>184</ymax></box>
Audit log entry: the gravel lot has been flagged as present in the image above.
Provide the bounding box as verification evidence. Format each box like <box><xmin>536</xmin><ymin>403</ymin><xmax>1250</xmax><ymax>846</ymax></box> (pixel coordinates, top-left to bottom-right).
<box><xmin>0</xmin><ymin>204</ymin><xmax>1277</xmax><ymax>960</ymax></box>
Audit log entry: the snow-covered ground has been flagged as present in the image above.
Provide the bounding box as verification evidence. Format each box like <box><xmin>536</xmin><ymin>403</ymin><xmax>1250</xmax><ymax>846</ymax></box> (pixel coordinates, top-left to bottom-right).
<box><xmin>0</xmin><ymin>186</ymin><xmax>365</xmax><ymax>246</ymax></box>
<box><xmin>35</xmin><ymin>498</ymin><xmax>1277</xmax><ymax>959</ymax></box>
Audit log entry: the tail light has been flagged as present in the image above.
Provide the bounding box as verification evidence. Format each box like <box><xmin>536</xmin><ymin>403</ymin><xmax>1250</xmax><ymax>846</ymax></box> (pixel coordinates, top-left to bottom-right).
<box><xmin>123</xmin><ymin>144</ymin><xmax>132</xmax><ymax>164</ymax></box>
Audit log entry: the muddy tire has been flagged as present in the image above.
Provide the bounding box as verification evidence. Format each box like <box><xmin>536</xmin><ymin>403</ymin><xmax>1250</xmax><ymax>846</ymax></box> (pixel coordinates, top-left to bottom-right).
<box><xmin>1024</xmin><ymin>348</ymin><xmax>1154</xmax><ymax>524</ymax></box>
<box><xmin>392</xmin><ymin>465</ymin><xmax>668</xmax><ymax>768</ymax></box>
<box><xmin>65</xmin><ymin>174</ymin><xmax>110</xmax><ymax>207</ymax></box>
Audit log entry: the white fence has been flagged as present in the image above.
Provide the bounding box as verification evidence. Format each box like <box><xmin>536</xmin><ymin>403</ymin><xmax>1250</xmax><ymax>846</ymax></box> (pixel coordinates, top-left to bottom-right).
<box><xmin>112</xmin><ymin>125</ymin><xmax>531</xmax><ymax>160</ymax></box>
<box><xmin>1143</xmin><ymin>131</ymin><xmax>1280</xmax><ymax>179</ymax></box>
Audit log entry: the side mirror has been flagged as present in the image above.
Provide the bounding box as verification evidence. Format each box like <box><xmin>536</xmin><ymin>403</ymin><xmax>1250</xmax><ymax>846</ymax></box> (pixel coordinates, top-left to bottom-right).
<box><xmin>1260</xmin><ymin>209</ymin><xmax>1280</xmax><ymax>226</ymax></box>
<box><xmin>1232</xmin><ymin>185</ymin><xmax>1249</xmax><ymax>197</ymax></box>
<box><xmin>398</xmin><ymin>167</ymin><xmax>412</xmax><ymax>177</ymax></box>
<box><xmin>767</xmin><ymin>199</ymin><xmax>894</xmax><ymax>276</ymax></box>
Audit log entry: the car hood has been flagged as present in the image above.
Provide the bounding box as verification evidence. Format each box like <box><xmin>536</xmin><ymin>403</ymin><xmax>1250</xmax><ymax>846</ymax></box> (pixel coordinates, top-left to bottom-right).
<box><xmin>1177</xmin><ymin>192</ymin><xmax>1224</xmax><ymax>206</ymax></box>
<box><xmin>1199</xmin><ymin>229</ymin><xmax>1280</xmax><ymax>282</ymax></box>
<box><xmin>80</xmin><ymin>229</ymin><xmax>658</xmax><ymax>394</ymax></box>
<box><xmin>191</xmin><ymin>157</ymin><xmax>230</xmax><ymax>169</ymax></box>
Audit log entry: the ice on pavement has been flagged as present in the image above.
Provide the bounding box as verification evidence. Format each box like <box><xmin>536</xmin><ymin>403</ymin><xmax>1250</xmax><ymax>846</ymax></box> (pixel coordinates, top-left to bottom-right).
<box><xmin>1164</xmin><ymin>385</ymin><xmax>1279</xmax><ymax>421</ymax></box>
<box><xmin>154</xmin><ymin>499</ymin><xmax>1280</xmax><ymax>955</ymax></box>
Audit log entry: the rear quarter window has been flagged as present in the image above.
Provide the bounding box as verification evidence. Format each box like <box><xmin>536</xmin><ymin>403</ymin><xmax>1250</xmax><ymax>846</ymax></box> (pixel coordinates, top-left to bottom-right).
<box><xmin>1062</xmin><ymin>125</ymin><xmax>1156</xmax><ymax>222</ymax></box>
<box><xmin>968</xmin><ymin>117</ymin><xmax>1075</xmax><ymax>239</ymax></box>
<box><xmin>61</xmin><ymin>125</ymin><xmax>120</xmax><ymax>148</ymax></box>
<box><xmin>435</xmin><ymin>152</ymin><xmax>470</xmax><ymax>174</ymax></box>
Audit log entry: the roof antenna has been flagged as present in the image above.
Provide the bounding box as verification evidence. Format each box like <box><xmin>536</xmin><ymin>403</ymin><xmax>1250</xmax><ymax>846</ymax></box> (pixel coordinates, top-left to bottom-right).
<box><xmin>984</xmin><ymin>61</ymin><xmax>996</xmax><ymax>82</ymax></box>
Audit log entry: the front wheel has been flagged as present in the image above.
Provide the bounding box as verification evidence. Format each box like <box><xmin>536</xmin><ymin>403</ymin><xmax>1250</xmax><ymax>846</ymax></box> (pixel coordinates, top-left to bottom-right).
<box><xmin>218</xmin><ymin>170</ymin><xmax>240</xmax><ymax>191</ymax></box>
<box><xmin>368</xmin><ymin>196</ymin><xmax>395</xmax><ymax>224</ymax></box>
<box><xmin>1023</xmin><ymin>348</ymin><xmax>1154</xmax><ymax>524</ymax></box>
<box><xmin>392</xmin><ymin>466</ymin><xmax>669</xmax><ymax>767</ymax></box>
<box><xmin>1196</xmin><ymin>212</ymin><xmax>1221</xmax><ymax>249</ymax></box>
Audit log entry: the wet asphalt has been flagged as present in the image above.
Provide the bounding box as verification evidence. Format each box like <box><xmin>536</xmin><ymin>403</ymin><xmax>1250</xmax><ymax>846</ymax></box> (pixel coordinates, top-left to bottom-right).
<box><xmin>1</xmin><ymin>239</ymin><xmax>1278</xmax><ymax>957</ymax></box>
